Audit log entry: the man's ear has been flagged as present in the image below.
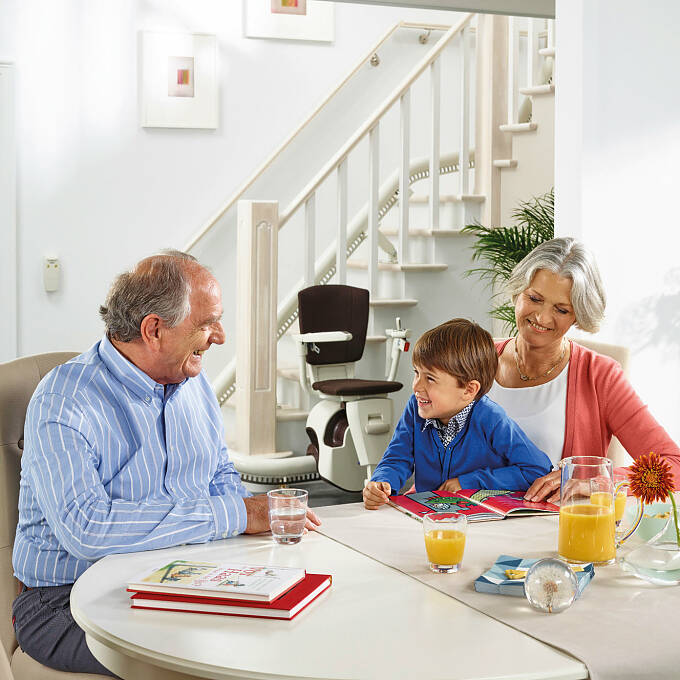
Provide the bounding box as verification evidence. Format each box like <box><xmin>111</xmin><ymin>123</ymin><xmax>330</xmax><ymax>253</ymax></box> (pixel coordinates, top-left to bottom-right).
<box><xmin>464</xmin><ymin>380</ymin><xmax>481</xmax><ymax>401</ymax></box>
<box><xmin>139</xmin><ymin>314</ymin><xmax>163</xmax><ymax>349</ymax></box>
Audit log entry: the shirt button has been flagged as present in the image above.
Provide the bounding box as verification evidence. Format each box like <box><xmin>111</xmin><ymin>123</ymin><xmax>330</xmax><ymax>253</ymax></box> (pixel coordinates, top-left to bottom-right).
<box><xmin>222</xmin><ymin>532</ymin><xmax>228</xmax><ymax>538</ymax></box>
<box><xmin>231</xmin><ymin>530</ymin><xmax>238</xmax><ymax>537</ymax></box>
<box><xmin>145</xmin><ymin>396</ymin><xmax>151</xmax><ymax>403</ymax></box>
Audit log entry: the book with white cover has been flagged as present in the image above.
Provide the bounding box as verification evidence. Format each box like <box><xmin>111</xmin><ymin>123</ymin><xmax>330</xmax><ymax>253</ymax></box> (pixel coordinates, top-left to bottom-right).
<box><xmin>127</xmin><ymin>560</ymin><xmax>305</xmax><ymax>602</ymax></box>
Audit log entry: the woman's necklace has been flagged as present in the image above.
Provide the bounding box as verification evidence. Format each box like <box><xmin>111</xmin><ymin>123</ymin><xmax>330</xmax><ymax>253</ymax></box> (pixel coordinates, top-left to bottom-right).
<box><xmin>514</xmin><ymin>338</ymin><xmax>567</xmax><ymax>382</ymax></box>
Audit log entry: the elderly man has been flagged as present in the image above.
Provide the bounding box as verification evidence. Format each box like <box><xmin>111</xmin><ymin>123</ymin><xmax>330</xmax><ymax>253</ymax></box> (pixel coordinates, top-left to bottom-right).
<box><xmin>12</xmin><ymin>251</ymin><xmax>320</xmax><ymax>676</ymax></box>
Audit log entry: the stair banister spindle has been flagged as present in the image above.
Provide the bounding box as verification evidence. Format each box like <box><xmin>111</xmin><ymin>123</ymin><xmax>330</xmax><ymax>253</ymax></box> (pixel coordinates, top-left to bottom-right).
<box><xmin>368</xmin><ymin>124</ymin><xmax>380</xmax><ymax>298</ymax></box>
<box><xmin>336</xmin><ymin>160</ymin><xmax>348</xmax><ymax>285</ymax></box>
<box><xmin>398</xmin><ymin>91</ymin><xmax>410</xmax><ymax>265</ymax></box>
<box><xmin>547</xmin><ymin>19</ymin><xmax>554</xmax><ymax>52</ymax></box>
<box><xmin>527</xmin><ymin>18</ymin><xmax>536</xmax><ymax>89</ymax></box>
<box><xmin>459</xmin><ymin>27</ymin><xmax>470</xmax><ymax>196</ymax></box>
<box><xmin>304</xmin><ymin>194</ymin><xmax>315</xmax><ymax>288</ymax></box>
<box><xmin>429</xmin><ymin>57</ymin><xmax>441</xmax><ymax>230</ymax></box>
<box><xmin>507</xmin><ymin>16</ymin><xmax>519</xmax><ymax>125</ymax></box>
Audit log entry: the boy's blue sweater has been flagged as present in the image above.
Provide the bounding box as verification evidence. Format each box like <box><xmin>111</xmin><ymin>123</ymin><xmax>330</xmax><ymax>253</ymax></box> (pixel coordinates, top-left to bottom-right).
<box><xmin>371</xmin><ymin>394</ymin><xmax>552</xmax><ymax>493</ymax></box>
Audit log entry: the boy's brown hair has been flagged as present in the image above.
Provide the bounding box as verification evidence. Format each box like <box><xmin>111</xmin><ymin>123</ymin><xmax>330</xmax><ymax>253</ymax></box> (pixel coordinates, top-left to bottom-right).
<box><xmin>412</xmin><ymin>318</ymin><xmax>498</xmax><ymax>397</ymax></box>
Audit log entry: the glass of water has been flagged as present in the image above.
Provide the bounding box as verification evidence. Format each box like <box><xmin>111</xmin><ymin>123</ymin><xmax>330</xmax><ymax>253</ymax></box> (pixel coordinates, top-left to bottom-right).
<box><xmin>267</xmin><ymin>488</ymin><xmax>308</xmax><ymax>545</ymax></box>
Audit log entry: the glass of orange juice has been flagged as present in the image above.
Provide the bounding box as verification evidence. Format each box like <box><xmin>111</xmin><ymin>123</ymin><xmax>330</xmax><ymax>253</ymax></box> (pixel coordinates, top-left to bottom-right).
<box><xmin>423</xmin><ymin>512</ymin><xmax>467</xmax><ymax>573</ymax></box>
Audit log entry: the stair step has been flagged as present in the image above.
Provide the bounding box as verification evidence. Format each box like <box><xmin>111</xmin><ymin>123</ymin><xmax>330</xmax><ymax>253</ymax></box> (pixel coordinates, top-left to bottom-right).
<box><xmin>499</xmin><ymin>123</ymin><xmax>538</xmax><ymax>134</ymax></box>
<box><xmin>519</xmin><ymin>84</ymin><xmax>555</xmax><ymax>96</ymax></box>
<box><xmin>493</xmin><ymin>159</ymin><xmax>518</xmax><ymax>169</ymax></box>
<box><xmin>277</xmin><ymin>366</ymin><xmax>299</xmax><ymax>381</ymax></box>
<box><xmin>370</xmin><ymin>298</ymin><xmax>418</xmax><ymax>308</ymax></box>
<box><xmin>275</xmin><ymin>405</ymin><xmax>309</xmax><ymax>422</ymax></box>
<box><xmin>347</xmin><ymin>260</ymin><xmax>447</xmax><ymax>273</ymax></box>
<box><xmin>539</xmin><ymin>47</ymin><xmax>555</xmax><ymax>57</ymax></box>
<box><xmin>380</xmin><ymin>227</ymin><xmax>464</xmax><ymax>237</ymax></box>
<box><xmin>410</xmin><ymin>194</ymin><xmax>485</xmax><ymax>204</ymax></box>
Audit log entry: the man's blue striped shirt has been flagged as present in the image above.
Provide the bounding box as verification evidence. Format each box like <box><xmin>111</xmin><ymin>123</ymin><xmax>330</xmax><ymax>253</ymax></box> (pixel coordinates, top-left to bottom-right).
<box><xmin>13</xmin><ymin>336</ymin><xmax>250</xmax><ymax>587</ymax></box>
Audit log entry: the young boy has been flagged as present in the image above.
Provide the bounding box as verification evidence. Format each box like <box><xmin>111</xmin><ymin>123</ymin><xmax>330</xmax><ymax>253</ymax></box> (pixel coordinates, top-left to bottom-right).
<box><xmin>363</xmin><ymin>318</ymin><xmax>552</xmax><ymax>509</ymax></box>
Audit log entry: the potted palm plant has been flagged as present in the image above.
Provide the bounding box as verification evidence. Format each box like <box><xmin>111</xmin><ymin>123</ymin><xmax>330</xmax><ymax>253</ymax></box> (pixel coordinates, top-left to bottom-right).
<box><xmin>462</xmin><ymin>189</ymin><xmax>554</xmax><ymax>334</ymax></box>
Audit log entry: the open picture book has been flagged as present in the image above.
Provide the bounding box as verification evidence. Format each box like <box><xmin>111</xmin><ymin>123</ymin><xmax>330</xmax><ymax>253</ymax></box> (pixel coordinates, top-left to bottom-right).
<box><xmin>389</xmin><ymin>489</ymin><xmax>559</xmax><ymax>522</ymax></box>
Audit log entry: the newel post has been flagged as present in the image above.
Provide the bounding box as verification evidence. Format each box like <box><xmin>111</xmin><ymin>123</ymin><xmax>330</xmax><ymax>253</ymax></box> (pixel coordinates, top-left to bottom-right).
<box><xmin>474</xmin><ymin>14</ymin><xmax>512</xmax><ymax>228</ymax></box>
<box><xmin>235</xmin><ymin>200</ymin><xmax>280</xmax><ymax>456</ymax></box>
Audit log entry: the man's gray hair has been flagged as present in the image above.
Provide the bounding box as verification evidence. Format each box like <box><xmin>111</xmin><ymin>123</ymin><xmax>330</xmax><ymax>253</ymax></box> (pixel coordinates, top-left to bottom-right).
<box><xmin>506</xmin><ymin>237</ymin><xmax>606</xmax><ymax>333</ymax></box>
<box><xmin>99</xmin><ymin>250</ymin><xmax>201</xmax><ymax>342</ymax></box>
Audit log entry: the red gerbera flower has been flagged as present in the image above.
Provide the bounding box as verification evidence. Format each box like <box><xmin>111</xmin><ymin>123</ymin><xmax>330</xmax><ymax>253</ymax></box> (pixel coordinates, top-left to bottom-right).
<box><xmin>628</xmin><ymin>453</ymin><xmax>675</xmax><ymax>504</ymax></box>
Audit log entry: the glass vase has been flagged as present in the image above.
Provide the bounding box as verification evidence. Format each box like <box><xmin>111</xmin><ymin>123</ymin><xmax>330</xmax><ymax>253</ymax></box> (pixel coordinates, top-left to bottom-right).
<box><xmin>620</xmin><ymin>493</ymin><xmax>680</xmax><ymax>586</ymax></box>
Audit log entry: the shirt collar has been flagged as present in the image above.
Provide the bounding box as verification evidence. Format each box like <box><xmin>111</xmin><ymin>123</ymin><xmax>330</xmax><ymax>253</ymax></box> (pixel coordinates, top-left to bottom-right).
<box><xmin>98</xmin><ymin>335</ymin><xmax>184</xmax><ymax>403</ymax></box>
<box><xmin>422</xmin><ymin>400</ymin><xmax>476</xmax><ymax>434</ymax></box>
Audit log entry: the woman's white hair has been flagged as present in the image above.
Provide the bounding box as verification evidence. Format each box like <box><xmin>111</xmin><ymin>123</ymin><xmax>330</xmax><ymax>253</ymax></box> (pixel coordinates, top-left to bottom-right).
<box><xmin>506</xmin><ymin>237</ymin><xmax>606</xmax><ymax>333</ymax></box>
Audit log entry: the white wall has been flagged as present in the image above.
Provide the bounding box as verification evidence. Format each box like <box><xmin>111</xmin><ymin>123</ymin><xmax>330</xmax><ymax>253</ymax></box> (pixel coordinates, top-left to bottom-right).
<box><xmin>0</xmin><ymin>63</ymin><xmax>16</xmax><ymax>362</ymax></box>
<box><xmin>0</xmin><ymin>0</ymin><xmax>464</xmax><ymax>358</ymax></box>
<box><xmin>555</xmin><ymin>0</ymin><xmax>680</xmax><ymax>442</ymax></box>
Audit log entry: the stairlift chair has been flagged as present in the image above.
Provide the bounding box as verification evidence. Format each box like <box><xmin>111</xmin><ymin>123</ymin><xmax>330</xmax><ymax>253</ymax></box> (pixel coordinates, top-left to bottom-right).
<box><xmin>294</xmin><ymin>285</ymin><xmax>410</xmax><ymax>492</ymax></box>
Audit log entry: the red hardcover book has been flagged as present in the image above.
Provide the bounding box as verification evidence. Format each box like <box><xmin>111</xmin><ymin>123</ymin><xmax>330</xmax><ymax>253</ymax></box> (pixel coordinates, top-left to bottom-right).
<box><xmin>130</xmin><ymin>573</ymin><xmax>332</xmax><ymax>620</ymax></box>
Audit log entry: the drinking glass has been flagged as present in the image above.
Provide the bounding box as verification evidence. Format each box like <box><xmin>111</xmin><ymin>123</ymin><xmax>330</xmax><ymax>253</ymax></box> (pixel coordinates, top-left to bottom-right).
<box><xmin>267</xmin><ymin>488</ymin><xmax>308</xmax><ymax>545</ymax></box>
<box><xmin>423</xmin><ymin>512</ymin><xmax>467</xmax><ymax>573</ymax></box>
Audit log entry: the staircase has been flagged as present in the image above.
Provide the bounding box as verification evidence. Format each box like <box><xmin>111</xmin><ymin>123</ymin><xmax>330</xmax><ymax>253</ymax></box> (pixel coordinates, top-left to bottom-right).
<box><xmin>184</xmin><ymin>14</ymin><xmax>556</xmax><ymax>482</ymax></box>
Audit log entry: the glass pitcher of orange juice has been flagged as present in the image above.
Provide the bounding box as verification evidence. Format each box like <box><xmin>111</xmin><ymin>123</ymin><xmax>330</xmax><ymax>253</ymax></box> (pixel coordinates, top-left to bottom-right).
<box><xmin>558</xmin><ymin>456</ymin><xmax>643</xmax><ymax>565</ymax></box>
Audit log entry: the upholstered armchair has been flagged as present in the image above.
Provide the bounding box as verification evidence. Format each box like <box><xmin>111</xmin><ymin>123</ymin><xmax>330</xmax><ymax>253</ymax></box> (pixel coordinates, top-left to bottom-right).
<box><xmin>0</xmin><ymin>353</ymin><xmax>108</xmax><ymax>679</ymax></box>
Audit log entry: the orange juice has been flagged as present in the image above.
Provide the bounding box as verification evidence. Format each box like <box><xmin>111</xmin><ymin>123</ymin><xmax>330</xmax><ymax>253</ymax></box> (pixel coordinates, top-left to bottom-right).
<box><xmin>424</xmin><ymin>529</ymin><xmax>466</xmax><ymax>566</ymax></box>
<box><xmin>558</xmin><ymin>503</ymin><xmax>616</xmax><ymax>564</ymax></box>
<box><xmin>591</xmin><ymin>490</ymin><xmax>626</xmax><ymax>523</ymax></box>
<box><xmin>614</xmin><ymin>491</ymin><xmax>626</xmax><ymax>522</ymax></box>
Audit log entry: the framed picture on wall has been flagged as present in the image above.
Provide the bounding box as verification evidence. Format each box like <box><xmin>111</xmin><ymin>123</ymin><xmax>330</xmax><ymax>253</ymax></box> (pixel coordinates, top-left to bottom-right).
<box><xmin>139</xmin><ymin>32</ymin><xmax>218</xmax><ymax>128</ymax></box>
<box><xmin>244</xmin><ymin>0</ymin><xmax>334</xmax><ymax>42</ymax></box>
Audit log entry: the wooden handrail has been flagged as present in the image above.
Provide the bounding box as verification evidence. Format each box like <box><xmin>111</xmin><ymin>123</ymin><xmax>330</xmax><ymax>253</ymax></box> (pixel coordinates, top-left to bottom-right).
<box><xmin>183</xmin><ymin>21</ymin><xmax>456</xmax><ymax>252</ymax></box>
<box><xmin>277</xmin><ymin>13</ymin><xmax>474</xmax><ymax>232</ymax></box>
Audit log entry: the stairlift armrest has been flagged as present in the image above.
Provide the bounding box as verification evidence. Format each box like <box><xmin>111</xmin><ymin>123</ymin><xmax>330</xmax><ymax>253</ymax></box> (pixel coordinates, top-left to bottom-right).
<box><xmin>293</xmin><ymin>331</ymin><xmax>353</xmax><ymax>344</ymax></box>
<box><xmin>292</xmin><ymin>332</ymin><xmax>352</xmax><ymax>393</ymax></box>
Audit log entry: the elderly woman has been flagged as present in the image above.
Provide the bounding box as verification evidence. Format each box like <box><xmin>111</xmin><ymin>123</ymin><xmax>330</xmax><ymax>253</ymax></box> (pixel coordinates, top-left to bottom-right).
<box><xmin>488</xmin><ymin>237</ymin><xmax>680</xmax><ymax>503</ymax></box>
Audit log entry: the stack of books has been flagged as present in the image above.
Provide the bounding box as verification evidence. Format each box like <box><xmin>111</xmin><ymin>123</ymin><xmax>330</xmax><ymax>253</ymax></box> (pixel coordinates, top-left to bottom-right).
<box><xmin>127</xmin><ymin>560</ymin><xmax>331</xmax><ymax>620</ymax></box>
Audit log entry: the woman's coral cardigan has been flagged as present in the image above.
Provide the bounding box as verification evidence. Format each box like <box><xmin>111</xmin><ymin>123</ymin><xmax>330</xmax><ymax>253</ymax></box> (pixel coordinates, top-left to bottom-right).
<box><xmin>495</xmin><ymin>339</ymin><xmax>680</xmax><ymax>481</ymax></box>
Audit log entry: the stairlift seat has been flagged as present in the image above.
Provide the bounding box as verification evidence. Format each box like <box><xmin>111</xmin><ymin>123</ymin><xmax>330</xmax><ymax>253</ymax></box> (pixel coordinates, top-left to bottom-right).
<box><xmin>312</xmin><ymin>378</ymin><xmax>402</xmax><ymax>397</ymax></box>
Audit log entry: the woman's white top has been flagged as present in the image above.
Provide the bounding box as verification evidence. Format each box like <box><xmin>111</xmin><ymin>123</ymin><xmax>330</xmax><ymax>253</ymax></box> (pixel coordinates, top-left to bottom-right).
<box><xmin>487</xmin><ymin>364</ymin><xmax>568</xmax><ymax>466</ymax></box>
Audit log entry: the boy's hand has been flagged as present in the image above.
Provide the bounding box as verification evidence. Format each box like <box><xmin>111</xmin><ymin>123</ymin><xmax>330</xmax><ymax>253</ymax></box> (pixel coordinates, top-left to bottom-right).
<box><xmin>363</xmin><ymin>481</ymin><xmax>391</xmax><ymax>509</ymax></box>
<box><xmin>438</xmin><ymin>477</ymin><xmax>461</xmax><ymax>493</ymax></box>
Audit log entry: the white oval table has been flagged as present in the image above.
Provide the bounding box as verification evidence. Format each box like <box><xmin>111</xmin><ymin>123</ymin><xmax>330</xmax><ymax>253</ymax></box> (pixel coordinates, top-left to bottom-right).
<box><xmin>71</xmin><ymin>518</ymin><xmax>587</xmax><ymax>680</ymax></box>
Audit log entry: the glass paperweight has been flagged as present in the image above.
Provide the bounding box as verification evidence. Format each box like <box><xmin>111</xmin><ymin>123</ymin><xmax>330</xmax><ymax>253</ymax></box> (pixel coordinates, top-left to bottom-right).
<box><xmin>524</xmin><ymin>558</ymin><xmax>578</xmax><ymax>614</ymax></box>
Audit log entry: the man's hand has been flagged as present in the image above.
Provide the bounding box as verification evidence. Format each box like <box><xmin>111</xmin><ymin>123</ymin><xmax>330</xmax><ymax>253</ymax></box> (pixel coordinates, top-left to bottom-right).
<box><xmin>363</xmin><ymin>481</ymin><xmax>391</xmax><ymax>509</ymax></box>
<box><xmin>437</xmin><ymin>477</ymin><xmax>461</xmax><ymax>493</ymax></box>
<box><xmin>524</xmin><ymin>470</ymin><xmax>561</xmax><ymax>504</ymax></box>
<box><xmin>243</xmin><ymin>494</ymin><xmax>322</xmax><ymax>534</ymax></box>
<box><xmin>243</xmin><ymin>495</ymin><xmax>270</xmax><ymax>534</ymax></box>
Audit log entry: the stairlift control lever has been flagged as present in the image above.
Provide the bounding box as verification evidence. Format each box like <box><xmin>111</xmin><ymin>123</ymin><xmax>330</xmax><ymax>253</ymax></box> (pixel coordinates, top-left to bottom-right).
<box><xmin>385</xmin><ymin>317</ymin><xmax>411</xmax><ymax>382</ymax></box>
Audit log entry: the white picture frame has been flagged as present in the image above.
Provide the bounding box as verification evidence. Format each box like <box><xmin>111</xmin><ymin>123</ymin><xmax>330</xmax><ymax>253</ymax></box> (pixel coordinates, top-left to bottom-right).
<box><xmin>244</xmin><ymin>0</ymin><xmax>334</xmax><ymax>42</ymax></box>
<box><xmin>140</xmin><ymin>32</ymin><xmax>218</xmax><ymax>129</ymax></box>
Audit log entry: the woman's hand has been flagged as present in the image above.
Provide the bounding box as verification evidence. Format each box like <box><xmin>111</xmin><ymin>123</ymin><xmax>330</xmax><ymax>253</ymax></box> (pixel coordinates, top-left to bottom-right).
<box><xmin>438</xmin><ymin>478</ymin><xmax>462</xmax><ymax>493</ymax></box>
<box><xmin>524</xmin><ymin>470</ymin><xmax>561</xmax><ymax>504</ymax></box>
